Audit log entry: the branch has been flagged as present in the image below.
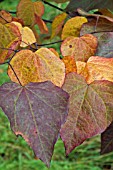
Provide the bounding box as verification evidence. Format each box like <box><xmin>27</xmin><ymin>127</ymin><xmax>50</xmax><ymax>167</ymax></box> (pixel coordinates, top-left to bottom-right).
<box><xmin>35</xmin><ymin>40</ymin><xmax>63</xmax><ymax>47</ymax></box>
<box><xmin>8</xmin><ymin>63</ymin><xmax>22</xmax><ymax>86</ymax></box>
<box><xmin>42</xmin><ymin>18</ymin><xmax>52</xmax><ymax>23</ymax></box>
<box><xmin>42</xmin><ymin>0</ymin><xmax>69</xmax><ymax>14</ymax></box>
<box><xmin>0</xmin><ymin>16</ymin><xmax>9</xmax><ymax>23</ymax></box>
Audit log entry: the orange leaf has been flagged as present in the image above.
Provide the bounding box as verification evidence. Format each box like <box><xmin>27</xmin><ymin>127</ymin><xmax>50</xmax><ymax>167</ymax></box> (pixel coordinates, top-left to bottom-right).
<box><xmin>61</xmin><ymin>34</ymin><xmax>98</xmax><ymax>62</ymax></box>
<box><xmin>12</xmin><ymin>21</ymin><xmax>36</xmax><ymax>47</ymax></box>
<box><xmin>0</xmin><ymin>23</ymin><xmax>21</xmax><ymax>63</ymax></box>
<box><xmin>51</xmin><ymin>13</ymin><xmax>67</xmax><ymax>39</ymax></box>
<box><xmin>8</xmin><ymin>48</ymin><xmax>65</xmax><ymax>87</ymax></box>
<box><xmin>0</xmin><ymin>10</ymin><xmax>12</xmax><ymax>24</ymax></box>
<box><xmin>76</xmin><ymin>61</ymin><xmax>86</xmax><ymax>75</ymax></box>
<box><xmin>61</xmin><ymin>16</ymin><xmax>87</xmax><ymax>40</ymax></box>
<box><xmin>17</xmin><ymin>0</ymin><xmax>35</xmax><ymax>27</ymax></box>
<box><xmin>84</xmin><ymin>56</ymin><xmax>113</xmax><ymax>84</ymax></box>
<box><xmin>62</xmin><ymin>56</ymin><xmax>77</xmax><ymax>74</ymax></box>
<box><xmin>35</xmin><ymin>14</ymin><xmax>48</xmax><ymax>34</ymax></box>
<box><xmin>49</xmin><ymin>48</ymin><xmax>59</xmax><ymax>58</ymax></box>
<box><xmin>34</xmin><ymin>1</ymin><xmax>44</xmax><ymax>17</ymax></box>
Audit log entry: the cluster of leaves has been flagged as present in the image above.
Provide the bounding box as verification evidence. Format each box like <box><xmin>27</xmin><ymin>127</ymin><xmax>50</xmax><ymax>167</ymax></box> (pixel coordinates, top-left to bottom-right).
<box><xmin>1</xmin><ymin>0</ymin><xmax>113</xmax><ymax>167</ymax></box>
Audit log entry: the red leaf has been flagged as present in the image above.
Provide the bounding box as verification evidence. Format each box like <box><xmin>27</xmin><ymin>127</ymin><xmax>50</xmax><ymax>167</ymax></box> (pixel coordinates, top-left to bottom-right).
<box><xmin>60</xmin><ymin>73</ymin><xmax>113</xmax><ymax>155</ymax></box>
<box><xmin>35</xmin><ymin>14</ymin><xmax>48</xmax><ymax>34</ymax></box>
<box><xmin>0</xmin><ymin>81</ymin><xmax>69</xmax><ymax>167</ymax></box>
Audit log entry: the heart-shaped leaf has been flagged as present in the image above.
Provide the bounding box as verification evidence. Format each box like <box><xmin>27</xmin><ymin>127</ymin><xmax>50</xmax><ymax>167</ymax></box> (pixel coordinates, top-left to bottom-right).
<box><xmin>12</xmin><ymin>21</ymin><xmax>36</xmax><ymax>47</ymax></box>
<box><xmin>61</xmin><ymin>16</ymin><xmax>87</xmax><ymax>40</ymax></box>
<box><xmin>8</xmin><ymin>48</ymin><xmax>65</xmax><ymax>87</ymax></box>
<box><xmin>60</xmin><ymin>72</ymin><xmax>113</xmax><ymax>155</ymax></box>
<box><xmin>0</xmin><ymin>81</ymin><xmax>69</xmax><ymax>167</ymax></box>
<box><xmin>17</xmin><ymin>0</ymin><xmax>45</xmax><ymax>27</ymax></box>
<box><xmin>0</xmin><ymin>23</ymin><xmax>21</xmax><ymax>63</ymax></box>
<box><xmin>17</xmin><ymin>0</ymin><xmax>35</xmax><ymax>27</ymax></box>
<box><xmin>84</xmin><ymin>56</ymin><xmax>113</xmax><ymax>84</ymax></box>
<box><xmin>61</xmin><ymin>34</ymin><xmax>97</xmax><ymax>62</ymax></box>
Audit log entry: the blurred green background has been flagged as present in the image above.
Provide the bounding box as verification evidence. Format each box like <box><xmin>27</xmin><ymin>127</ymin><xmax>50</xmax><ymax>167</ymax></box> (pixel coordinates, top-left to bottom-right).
<box><xmin>0</xmin><ymin>0</ymin><xmax>113</xmax><ymax>169</ymax></box>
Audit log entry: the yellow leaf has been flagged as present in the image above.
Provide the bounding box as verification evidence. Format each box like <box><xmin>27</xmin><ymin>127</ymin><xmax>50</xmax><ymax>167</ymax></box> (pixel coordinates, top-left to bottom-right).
<box><xmin>12</xmin><ymin>21</ymin><xmax>36</xmax><ymax>47</ymax></box>
<box><xmin>61</xmin><ymin>16</ymin><xmax>87</xmax><ymax>40</ymax></box>
<box><xmin>85</xmin><ymin>56</ymin><xmax>113</xmax><ymax>84</ymax></box>
<box><xmin>51</xmin><ymin>13</ymin><xmax>67</xmax><ymax>39</ymax></box>
<box><xmin>76</xmin><ymin>61</ymin><xmax>86</xmax><ymax>75</ymax></box>
<box><xmin>0</xmin><ymin>23</ymin><xmax>21</xmax><ymax>63</ymax></box>
<box><xmin>8</xmin><ymin>48</ymin><xmax>65</xmax><ymax>87</ymax></box>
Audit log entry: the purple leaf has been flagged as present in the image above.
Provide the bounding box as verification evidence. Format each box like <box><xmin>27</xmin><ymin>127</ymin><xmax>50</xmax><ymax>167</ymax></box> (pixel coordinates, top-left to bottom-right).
<box><xmin>0</xmin><ymin>81</ymin><xmax>69</xmax><ymax>167</ymax></box>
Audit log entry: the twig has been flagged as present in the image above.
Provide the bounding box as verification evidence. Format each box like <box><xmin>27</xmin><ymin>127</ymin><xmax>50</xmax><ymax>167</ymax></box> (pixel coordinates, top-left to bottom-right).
<box><xmin>42</xmin><ymin>0</ymin><xmax>67</xmax><ymax>13</ymax></box>
<box><xmin>42</xmin><ymin>18</ymin><xmax>52</xmax><ymax>23</ymax></box>
<box><xmin>36</xmin><ymin>40</ymin><xmax>63</xmax><ymax>47</ymax></box>
<box><xmin>0</xmin><ymin>16</ymin><xmax>9</xmax><ymax>23</ymax></box>
<box><xmin>8</xmin><ymin>63</ymin><xmax>22</xmax><ymax>86</ymax></box>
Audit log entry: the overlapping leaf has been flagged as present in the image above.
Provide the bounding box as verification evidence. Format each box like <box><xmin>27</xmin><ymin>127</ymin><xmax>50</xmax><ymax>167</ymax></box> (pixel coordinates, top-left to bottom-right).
<box><xmin>101</xmin><ymin>122</ymin><xmax>113</xmax><ymax>154</ymax></box>
<box><xmin>12</xmin><ymin>21</ymin><xmax>36</xmax><ymax>47</ymax></box>
<box><xmin>65</xmin><ymin>0</ymin><xmax>113</xmax><ymax>13</ymax></box>
<box><xmin>61</xmin><ymin>34</ymin><xmax>97</xmax><ymax>61</ymax></box>
<box><xmin>0</xmin><ymin>81</ymin><xmax>69</xmax><ymax>167</ymax></box>
<box><xmin>95</xmin><ymin>32</ymin><xmax>113</xmax><ymax>58</ymax></box>
<box><xmin>0</xmin><ymin>10</ymin><xmax>12</xmax><ymax>24</ymax></box>
<box><xmin>80</xmin><ymin>18</ymin><xmax>113</xmax><ymax>36</ymax></box>
<box><xmin>62</xmin><ymin>56</ymin><xmax>77</xmax><ymax>74</ymax></box>
<box><xmin>35</xmin><ymin>14</ymin><xmax>48</xmax><ymax>34</ymax></box>
<box><xmin>17</xmin><ymin>0</ymin><xmax>35</xmax><ymax>27</ymax></box>
<box><xmin>8</xmin><ymin>48</ymin><xmax>65</xmax><ymax>87</ymax></box>
<box><xmin>60</xmin><ymin>72</ymin><xmax>113</xmax><ymax>155</ymax></box>
<box><xmin>61</xmin><ymin>16</ymin><xmax>87</xmax><ymax>40</ymax></box>
<box><xmin>80</xmin><ymin>20</ymin><xmax>113</xmax><ymax>58</ymax></box>
<box><xmin>17</xmin><ymin>0</ymin><xmax>45</xmax><ymax>27</ymax></box>
<box><xmin>84</xmin><ymin>56</ymin><xmax>113</xmax><ymax>84</ymax></box>
<box><xmin>76</xmin><ymin>61</ymin><xmax>86</xmax><ymax>75</ymax></box>
<box><xmin>34</xmin><ymin>1</ymin><xmax>44</xmax><ymax>17</ymax></box>
<box><xmin>51</xmin><ymin>13</ymin><xmax>67</xmax><ymax>39</ymax></box>
<box><xmin>99</xmin><ymin>9</ymin><xmax>113</xmax><ymax>18</ymax></box>
<box><xmin>0</xmin><ymin>23</ymin><xmax>21</xmax><ymax>63</ymax></box>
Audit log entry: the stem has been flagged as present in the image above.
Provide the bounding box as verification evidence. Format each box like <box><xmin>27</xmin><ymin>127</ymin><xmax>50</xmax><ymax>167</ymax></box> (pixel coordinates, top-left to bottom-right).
<box><xmin>8</xmin><ymin>63</ymin><xmax>22</xmax><ymax>86</ymax></box>
<box><xmin>6</xmin><ymin>11</ymin><xmax>16</xmax><ymax>14</ymax></box>
<box><xmin>42</xmin><ymin>18</ymin><xmax>52</xmax><ymax>23</ymax></box>
<box><xmin>0</xmin><ymin>16</ymin><xmax>9</xmax><ymax>23</ymax></box>
<box><xmin>36</xmin><ymin>40</ymin><xmax>63</xmax><ymax>47</ymax></box>
<box><xmin>0</xmin><ymin>47</ymin><xmax>19</xmax><ymax>52</ymax></box>
<box><xmin>0</xmin><ymin>61</ymin><xmax>9</xmax><ymax>65</ymax></box>
<box><xmin>42</xmin><ymin>0</ymin><xmax>66</xmax><ymax>13</ymax></box>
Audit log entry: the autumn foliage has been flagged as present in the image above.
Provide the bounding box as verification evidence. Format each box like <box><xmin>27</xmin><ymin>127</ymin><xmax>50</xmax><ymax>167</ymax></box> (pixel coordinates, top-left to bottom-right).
<box><xmin>1</xmin><ymin>0</ymin><xmax>113</xmax><ymax>167</ymax></box>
